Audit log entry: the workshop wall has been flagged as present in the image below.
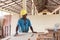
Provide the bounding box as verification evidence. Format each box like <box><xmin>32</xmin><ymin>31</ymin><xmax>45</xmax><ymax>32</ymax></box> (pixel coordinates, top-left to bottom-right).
<box><xmin>28</xmin><ymin>14</ymin><xmax>60</xmax><ymax>32</ymax></box>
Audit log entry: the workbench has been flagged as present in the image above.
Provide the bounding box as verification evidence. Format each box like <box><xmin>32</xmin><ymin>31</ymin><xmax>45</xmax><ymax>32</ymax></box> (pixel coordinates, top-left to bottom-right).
<box><xmin>1</xmin><ymin>33</ymin><xmax>37</xmax><ymax>40</ymax></box>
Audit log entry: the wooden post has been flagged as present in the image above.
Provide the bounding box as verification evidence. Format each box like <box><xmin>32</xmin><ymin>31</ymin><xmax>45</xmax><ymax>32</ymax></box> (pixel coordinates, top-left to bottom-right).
<box><xmin>22</xmin><ymin>0</ymin><xmax>27</xmax><ymax>10</ymax></box>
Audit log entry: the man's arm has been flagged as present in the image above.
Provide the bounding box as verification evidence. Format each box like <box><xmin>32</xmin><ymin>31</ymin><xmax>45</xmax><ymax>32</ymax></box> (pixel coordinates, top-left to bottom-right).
<box><xmin>28</xmin><ymin>19</ymin><xmax>37</xmax><ymax>33</ymax></box>
<box><xmin>30</xmin><ymin>26</ymin><xmax>37</xmax><ymax>33</ymax></box>
<box><xmin>30</xmin><ymin>26</ymin><xmax>34</xmax><ymax>32</ymax></box>
<box><xmin>16</xmin><ymin>25</ymin><xmax>18</xmax><ymax>34</ymax></box>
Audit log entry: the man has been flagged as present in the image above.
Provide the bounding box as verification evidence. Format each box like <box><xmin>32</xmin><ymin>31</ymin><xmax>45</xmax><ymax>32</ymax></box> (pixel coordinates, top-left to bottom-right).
<box><xmin>16</xmin><ymin>9</ymin><xmax>36</xmax><ymax>34</ymax></box>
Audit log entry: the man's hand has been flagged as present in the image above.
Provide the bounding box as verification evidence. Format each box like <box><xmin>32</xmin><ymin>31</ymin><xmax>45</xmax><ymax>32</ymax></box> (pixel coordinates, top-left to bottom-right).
<box><xmin>14</xmin><ymin>33</ymin><xmax>18</xmax><ymax>36</ymax></box>
<box><xmin>32</xmin><ymin>31</ymin><xmax>37</xmax><ymax>33</ymax></box>
<box><xmin>15</xmin><ymin>26</ymin><xmax>18</xmax><ymax>36</ymax></box>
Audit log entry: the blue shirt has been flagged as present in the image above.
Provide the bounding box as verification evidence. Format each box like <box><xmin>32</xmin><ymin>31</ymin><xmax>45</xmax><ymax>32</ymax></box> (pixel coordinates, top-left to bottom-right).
<box><xmin>17</xmin><ymin>18</ymin><xmax>31</xmax><ymax>32</ymax></box>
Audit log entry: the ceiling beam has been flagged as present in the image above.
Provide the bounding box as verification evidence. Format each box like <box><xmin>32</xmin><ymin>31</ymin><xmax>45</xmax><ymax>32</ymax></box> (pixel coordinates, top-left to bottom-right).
<box><xmin>5</xmin><ymin>8</ymin><xmax>19</xmax><ymax>13</ymax></box>
<box><xmin>50</xmin><ymin>0</ymin><xmax>60</xmax><ymax>5</ymax></box>
<box><xmin>1</xmin><ymin>4</ymin><xmax>21</xmax><ymax>11</ymax></box>
<box><xmin>52</xmin><ymin>6</ymin><xmax>60</xmax><ymax>13</ymax></box>
<box><xmin>1</xmin><ymin>2</ymin><xmax>22</xmax><ymax>11</ymax></box>
<box><xmin>0</xmin><ymin>0</ymin><xmax>22</xmax><ymax>7</ymax></box>
<box><xmin>0</xmin><ymin>1</ymin><xmax>13</xmax><ymax>7</ymax></box>
<box><xmin>5</xmin><ymin>7</ymin><xmax>19</xmax><ymax>13</ymax></box>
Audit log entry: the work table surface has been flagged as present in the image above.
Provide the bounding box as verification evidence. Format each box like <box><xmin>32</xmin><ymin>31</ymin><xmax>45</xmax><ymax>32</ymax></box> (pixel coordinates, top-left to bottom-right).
<box><xmin>1</xmin><ymin>33</ymin><xmax>37</xmax><ymax>40</ymax></box>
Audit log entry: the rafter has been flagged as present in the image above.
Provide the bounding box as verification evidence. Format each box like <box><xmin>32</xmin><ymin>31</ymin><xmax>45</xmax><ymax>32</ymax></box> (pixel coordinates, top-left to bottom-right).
<box><xmin>50</xmin><ymin>0</ymin><xmax>60</xmax><ymax>5</ymax></box>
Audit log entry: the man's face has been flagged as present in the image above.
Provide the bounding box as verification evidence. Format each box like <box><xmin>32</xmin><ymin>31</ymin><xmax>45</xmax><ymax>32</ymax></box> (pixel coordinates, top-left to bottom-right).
<box><xmin>22</xmin><ymin>14</ymin><xmax>27</xmax><ymax>19</ymax></box>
